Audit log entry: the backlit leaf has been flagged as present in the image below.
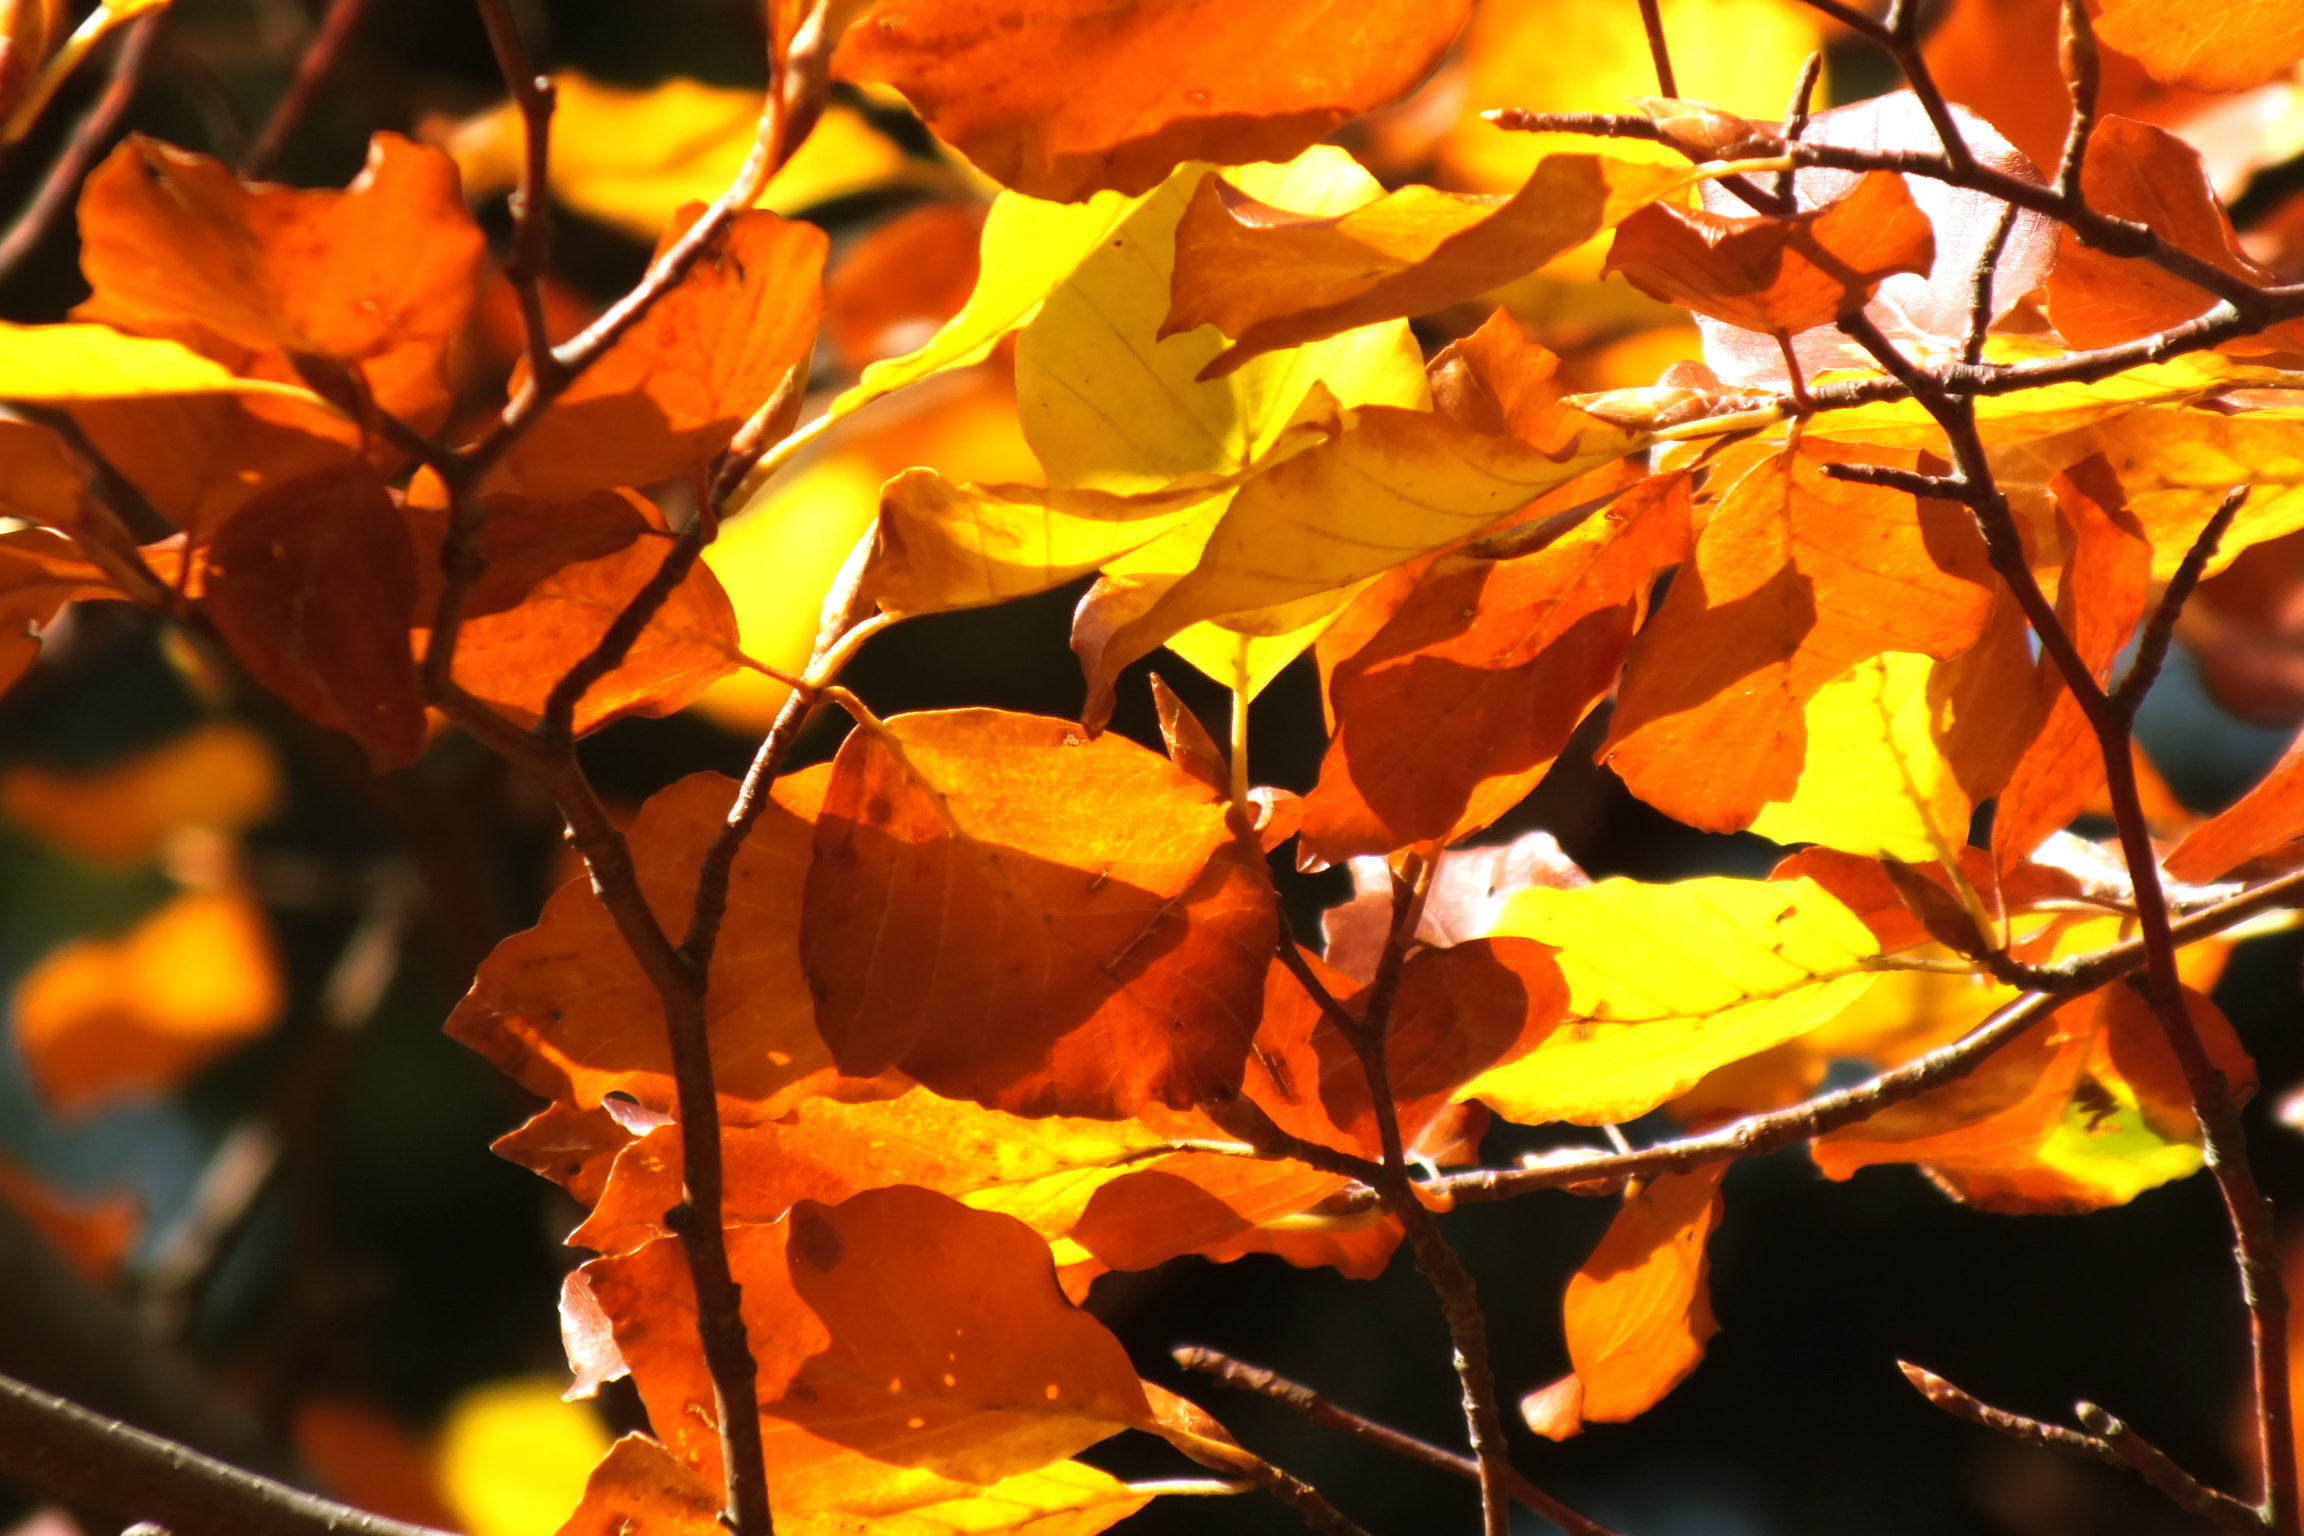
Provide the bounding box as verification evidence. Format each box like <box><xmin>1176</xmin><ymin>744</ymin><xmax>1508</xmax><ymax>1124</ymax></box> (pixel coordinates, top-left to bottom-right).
<box><xmin>1604</xmin><ymin>439</ymin><xmax>1996</xmax><ymax>832</ymax></box>
<box><xmin>495</xmin><ymin>207</ymin><xmax>826</xmax><ymax>500</ymax></box>
<box><xmin>2166</xmin><ymin>724</ymin><xmax>2304</xmax><ymax>880</ymax></box>
<box><xmin>75</xmin><ymin>133</ymin><xmax>485</xmax><ymax>428</ymax></box>
<box><xmin>1457</xmin><ymin>875</ymin><xmax>1883</xmax><ymax>1126</ymax></box>
<box><xmin>438</xmin><ymin>1378</ymin><xmax>609</xmax><ymax>1536</ymax></box>
<box><xmin>833</xmin><ymin>0</ymin><xmax>1472</xmax><ymax>201</ymax></box>
<box><xmin>0</xmin><ymin>527</ymin><xmax>127</xmax><ymax>699</ymax></box>
<box><xmin>12</xmin><ymin>889</ymin><xmax>282</xmax><ymax>1116</ymax></box>
<box><xmin>0</xmin><ymin>721</ymin><xmax>279</xmax><ymax>865</ymax></box>
<box><xmin>1749</xmin><ymin>651</ymin><xmax>1973</xmax><ymax>864</ymax></box>
<box><xmin>448</xmin><ymin>770</ymin><xmax>833</xmax><ymax>1121</ymax></box>
<box><xmin>801</xmin><ymin>709</ymin><xmax>1274</xmax><ymax>1118</ymax></box>
<box><xmin>1605</xmin><ymin>171</ymin><xmax>1936</xmax><ymax>339</ymax></box>
<box><xmin>2095</xmin><ymin>0</ymin><xmax>2304</xmax><ymax>92</ymax></box>
<box><xmin>0</xmin><ymin>322</ymin><xmax>321</xmax><ymax>403</ymax></box>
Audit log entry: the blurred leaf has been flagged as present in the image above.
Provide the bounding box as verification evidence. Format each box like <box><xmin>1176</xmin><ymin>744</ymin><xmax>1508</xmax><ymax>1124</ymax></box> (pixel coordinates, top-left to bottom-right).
<box><xmin>439</xmin><ymin>1378</ymin><xmax>611</xmax><ymax>1536</ymax></box>
<box><xmin>0</xmin><ymin>721</ymin><xmax>279</xmax><ymax>866</ymax></box>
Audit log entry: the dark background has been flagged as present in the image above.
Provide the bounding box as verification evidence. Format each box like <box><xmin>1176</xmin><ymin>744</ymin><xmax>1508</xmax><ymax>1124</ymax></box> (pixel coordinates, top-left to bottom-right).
<box><xmin>1</xmin><ymin>3</ymin><xmax>2299</xmax><ymax>1535</ymax></box>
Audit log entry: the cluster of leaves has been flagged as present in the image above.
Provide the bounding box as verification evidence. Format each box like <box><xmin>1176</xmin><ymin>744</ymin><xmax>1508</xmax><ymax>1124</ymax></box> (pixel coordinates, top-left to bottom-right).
<box><xmin>12</xmin><ymin>0</ymin><xmax>2304</xmax><ymax>1534</ymax></box>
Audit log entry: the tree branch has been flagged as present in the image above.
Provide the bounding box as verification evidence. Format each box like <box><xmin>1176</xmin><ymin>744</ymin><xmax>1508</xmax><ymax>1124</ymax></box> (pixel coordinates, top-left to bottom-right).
<box><xmin>0</xmin><ymin>1369</ymin><xmax>434</xmax><ymax>1536</ymax></box>
<box><xmin>2115</xmin><ymin>485</ymin><xmax>2247</xmax><ymax>717</ymax></box>
<box><xmin>1175</xmin><ymin>1348</ymin><xmax>1624</xmax><ymax>1536</ymax></box>
<box><xmin>0</xmin><ymin>13</ymin><xmax>161</xmax><ymax>289</ymax></box>
<box><xmin>240</xmin><ymin>0</ymin><xmax>374</xmax><ymax>179</ymax></box>
<box><xmin>1634</xmin><ymin>0</ymin><xmax>1676</xmax><ymax>97</ymax></box>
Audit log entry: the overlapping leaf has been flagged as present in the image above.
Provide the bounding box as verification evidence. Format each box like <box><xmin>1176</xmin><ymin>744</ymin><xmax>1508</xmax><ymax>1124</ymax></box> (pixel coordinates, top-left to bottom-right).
<box><xmin>832</xmin><ymin>0</ymin><xmax>1472</xmax><ymax>200</ymax></box>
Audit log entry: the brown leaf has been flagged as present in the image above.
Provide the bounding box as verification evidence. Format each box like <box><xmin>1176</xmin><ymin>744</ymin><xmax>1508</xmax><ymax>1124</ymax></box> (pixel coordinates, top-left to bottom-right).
<box><xmin>558</xmin><ymin>1436</ymin><xmax>721</xmax><ymax>1536</ymax></box>
<box><xmin>202</xmin><ymin>464</ymin><xmax>427</xmax><ymax>770</ymax></box>
<box><xmin>75</xmin><ymin>134</ymin><xmax>486</xmax><ymax>429</ymax></box>
<box><xmin>1301</xmin><ymin>472</ymin><xmax>1689</xmax><ymax>862</ymax></box>
<box><xmin>1992</xmin><ymin>456</ymin><xmax>2153</xmax><ymax>868</ymax></box>
<box><xmin>833</xmin><ymin>0</ymin><xmax>1472</xmax><ymax>201</ymax></box>
<box><xmin>489</xmin><ymin>1102</ymin><xmax>637</xmax><ymax>1208</ymax></box>
<box><xmin>70</xmin><ymin>394</ymin><xmax>364</xmax><ymax>547</ymax></box>
<box><xmin>448</xmin><ymin>769</ymin><xmax>834</xmax><ymax>1121</ymax></box>
<box><xmin>496</xmin><ymin>207</ymin><xmax>826</xmax><ymax>500</ymax></box>
<box><xmin>2045</xmin><ymin>116</ymin><xmax>2274</xmax><ymax>351</ymax></box>
<box><xmin>1770</xmin><ymin>846</ymin><xmax>2079</xmax><ymax>953</ymax></box>
<box><xmin>1321</xmin><ymin>832</ymin><xmax>1590</xmax><ymax>983</ymax></box>
<box><xmin>408</xmin><ymin>489</ymin><xmax>744</xmax><ymax>734</ymax></box>
<box><xmin>0</xmin><ymin>527</ymin><xmax>127</xmax><ymax>699</ymax></box>
<box><xmin>1605</xmin><ymin>171</ymin><xmax>1935</xmax><ymax>339</ymax></box>
<box><xmin>801</xmin><ymin>709</ymin><xmax>1276</xmax><ymax>1118</ymax></box>
<box><xmin>1603</xmin><ymin>440</ymin><xmax>1996</xmax><ymax>832</ymax></box>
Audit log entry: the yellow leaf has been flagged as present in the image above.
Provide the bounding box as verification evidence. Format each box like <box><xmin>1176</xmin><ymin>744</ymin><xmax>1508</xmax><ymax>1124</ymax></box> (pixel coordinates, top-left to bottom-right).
<box><xmin>0</xmin><ymin>321</ymin><xmax>330</xmax><ymax>405</ymax></box>
<box><xmin>2054</xmin><ymin>404</ymin><xmax>2304</xmax><ymax>580</ymax></box>
<box><xmin>1014</xmin><ymin>146</ymin><xmax>1429</xmax><ymax>493</ymax></box>
<box><xmin>1439</xmin><ymin>0</ymin><xmax>1825</xmax><ymax>192</ymax></box>
<box><xmin>439</xmin><ymin>76</ymin><xmax>913</xmax><ymax>240</ymax></box>
<box><xmin>440</xmin><ymin>1378</ymin><xmax>611</xmax><ymax>1536</ymax></box>
<box><xmin>1077</xmin><ymin>401</ymin><xmax>1648</xmax><ymax>724</ymax></box>
<box><xmin>776</xmin><ymin>1459</ymin><xmax>1164</xmax><ymax>1536</ymax></box>
<box><xmin>0</xmin><ymin>722</ymin><xmax>280</xmax><ymax>865</ymax></box>
<box><xmin>12</xmin><ymin>889</ymin><xmax>283</xmax><ymax>1116</ymax></box>
<box><xmin>1458</xmin><ymin>875</ymin><xmax>1882</xmax><ymax>1126</ymax></box>
<box><xmin>1751</xmin><ymin>652</ymin><xmax>1970</xmax><ymax>865</ymax></box>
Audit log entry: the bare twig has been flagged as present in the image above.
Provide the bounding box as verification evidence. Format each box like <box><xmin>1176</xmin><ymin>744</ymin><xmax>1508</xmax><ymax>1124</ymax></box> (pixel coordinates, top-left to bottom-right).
<box><xmin>1634</xmin><ymin>0</ymin><xmax>1676</xmax><ymax>96</ymax></box>
<box><xmin>1176</xmin><ymin>1348</ymin><xmax>1624</xmax><ymax>1536</ymax></box>
<box><xmin>2054</xmin><ymin>0</ymin><xmax>2100</xmax><ymax>206</ymax></box>
<box><xmin>2077</xmin><ymin>1400</ymin><xmax>2271</xmax><ymax>1533</ymax></box>
<box><xmin>1776</xmin><ymin>51</ymin><xmax>1821</xmax><ymax>207</ymax></box>
<box><xmin>0</xmin><ymin>1369</ymin><xmax>447</xmax><ymax>1536</ymax></box>
<box><xmin>2115</xmin><ymin>485</ymin><xmax>2247</xmax><ymax>716</ymax></box>
<box><xmin>1900</xmin><ymin>1362</ymin><xmax>2112</xmax><ymax>1459</ymax></box>
<box><xmin>0</xmin><ymin>14</ymin><xmax>161</xmax><ymax>288</ymax></box>
<box><xmin>536</xmin><ymin>520</ymin><xmax>707</xmax><ymax>746</ymax></box>
<box><xmin>240</xmin><ymin>0</ymin><xmax>374</xmax><ymax>178</ymax></box>
<box><xmin>1962</xmin><ymin>198</ymin><xmax>2021</xmax><ymax>365</ymax></box>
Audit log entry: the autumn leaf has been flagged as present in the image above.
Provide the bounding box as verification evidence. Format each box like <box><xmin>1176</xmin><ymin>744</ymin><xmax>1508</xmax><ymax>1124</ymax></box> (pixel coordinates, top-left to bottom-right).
<box><xmin>2166</xmin><ymin>725</ymin><xmax>2304</xmax><ymax>880</ymax></box>
<box><xmin>405</xmin><ymin>488</ymin><xmax>746</xmax><ymax>734</ymax></box>
<box><xmin>1748</xmin><ymin>652</ymin><xmax>1974</xmax><ymax>865</ymax></box>
<box><xmin>0</xmin><ymin>721</ymin><xmax>279</xmax><ymax>865</ymax></box>
<box><xmin>1457</xmin><ymin>874</ymin><xmax>1883</xmax><ymax>1127</ymax></box>
<box><xmin>2094</xmin><ymin>0</ymin><xmax>2304</xmax><ymax>92</ymax></box>
<box><xmin>494</xmin><ymin>206</ymin><xmax>826</xmax><ymax>500</ymax></box>
<box><xmin>437</xmin><ymin>75</ymin><xmax>914</xmax><ymax>240</ymax></box>
<box><xmin>489</xmin><ymin>1102</ymin><xmax>636</xmax><ymax>1210</ymax></box>
<box><xmin>2044</xmin><ymin>116</ymin><xmax>2275</xmax><ymax>351</ymax></box>
<box><xmin>12</xmin><ymin>889</ymin><xmax>282</xmax><ymax>1116</ymax></box>
<box><xmin>556</xmin><ymin>1436</ymin><xmax>720</xmax><ymax>1536</ymax></box>
<box><xmin>74</xmin><ymin>133</ymin><xmax>486</xmax><ymax>429</ymax></box>
<box><xmin>449</xmin><ymin>770</ymin><xmax>833</xmax><ymax>1121</ymax></box>
<box><xmin>0</xmin><ymin>527</ymin><xmax>129</xmax><ymax>699</ymax></box>
<box><xmin>1603</xmin><ymin>439</ymin><xmax>1996</xmax><ymax>832</ymax></box>
<box><xmin>832</xmin><ymin>0</ymin><xmax>1472</xmax><ymax>201</ymax></box>
<box><xmin>1605</xmin><ymin>170</ymin><xmax>1936</xmax><ymax>340</ymax></box>
<box><xmin>801</xmin><ymin>709</ymin><xmax>1275</xmax><ymax>1118</ymax></box>
<box><xmin>1991</xmin><ymin>457</ymin><xmax>2153</xmax><ymax>868</ymax></box>
<box><xmin>824</xmin><ymin>202</ymin><xmax>988</xmax><ymax>373</ymax></box>
<box><xmin>1164</xmin><ymin>152</ymin><xmax>1692</xmax><ymax>377</ymax></box>
<box><xmin>69</xmin><ymin>392</ymin><xmax>363</xmax><ymax>547</ymax></box>
<box><xmin>1523</xmin><ymin>1163</ymin><xmax>1727</xmax><ymax>1439</ymax></box>
<box><xmin>589</xmin><ymin>1187</ymin><xmax>1157</xmax><ymax>1509</ymax></box>
<box><xmin>202</xmin><ymin>464</ymin><xmax>427</xmax><ymax>771</ymax></box>
<box><xmin>0</xmin><ymin>1155</ymin><xmax>139</xmax><ymax>1286</ymax></box>
<box><xmin>1301</xmin><ymin>470</ymin><xmax>1689</xmax><ymax>862</ymax></box>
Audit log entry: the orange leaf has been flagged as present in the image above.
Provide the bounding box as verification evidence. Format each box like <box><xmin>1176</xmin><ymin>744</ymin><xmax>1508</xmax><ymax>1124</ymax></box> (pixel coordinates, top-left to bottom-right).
<box><xmin>495</xmin><ymin>207</ymin><xmax>826</xmax><ymax>500</ymax></box>
<box><xmin>1301</xmin><ymin>471</ymin><xmax>1689</xmax><ymax>862</ymax></box>
<box><xmin>2166</xmin><ymin>723</ymin><xmax>2304</xmax><ymax>881</ymax></box>
<box><xmin>489</xmin><ymin>1102</ymin><xmax>638</xmax><ymax>1209</ymax></box>
<box><xmin>1603</xmin><ymin>440</ymin><xmax>1995</xmax><ymax>831</ymax></box>
<box><xmin>801</xmin><ymin>709</ymin><xmax>1275</xmax><ymax>1118</ymax></box>
<box><xmin>70</xmin><ymin>393</ymin><xmax>364</xmax><ymax>547</ymax></box>
<box><xmin>202</xmin><ymin>464</ymin><xmax>426</xmax><ymax>771</ymax></box>
<box><xmin>0</xmin><ymin>527</ymin><xmax>128</xmax><ymax>699</ymax></box>
<box><xmin>0</xmin><ymin>722</ymin><xmax>279</xmax><ymax>866</ymax></box>
<box><xmin>2044</xmin><ymin>117</ymin><xmax>2272</xmax><ymax>350</ymax></box>
<box><xmin>832</xmin><ymin>0</ymin><xmax>1472</xmax><ymax>201</ymax></box>
<box><xmin>2095</xmin><ymin>0</ymin><xmax>2304</xmax><ymax>92</ymax></box>
<box><xmin>0</xmin><ymin>1154</ymin><xmax>139</xmax><ymax>1285</ymax></box>
<box><xmin>408</xmin><ymin>489</ymin><xmax>744</xmax><ymax>734</ymax></box>
<box><xmin>1605</xmin><ymin>170</ymin><xmax>1936</xmax><ymax>338</ymax></box>
<box><xmin>75</xmin><ymin>133</ymin><xmax>485</xmax><ymax>429</ymax></box>
<box><xmin>12</xmin><ymin>889</ymin><xmax>283</xmax><ymax>1116</ymax></box>
<box><xmin>1992</xmin><ymin>456</ymin><xmax>2152</xmax><ymax>868</ymax></box>
<box><xmin>824</xmin><ymin>201</ymin><xmax>986</xmax><ymax>374</ymax></box>
<box><xmin>587</xmin><ymin>1187</ymin><xmax>1152</xmax><ymax>1504</ymax></box>
<box><xmin>449</xmin><ymin>770</ymin><xmax>834</xmax><ymax>1121</ymax></box>
<box><xmin>557</xmin><ymin>1436</ymin><xmax>720</xmax><ymax>1536</ymax></box>
<box><xmin>1165</xmin><ymin>153</ymin><xmax>1689</xmax><ymax>377</ymax></box>
<box><xmin>1527</xmin><ymin>1163</ymin><xmax>1728</xmax><ymax>1439</ymax></box>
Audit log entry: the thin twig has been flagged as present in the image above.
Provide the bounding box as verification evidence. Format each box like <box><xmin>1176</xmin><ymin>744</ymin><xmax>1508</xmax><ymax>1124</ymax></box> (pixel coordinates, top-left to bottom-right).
<box><xmin>1634</xmin><ymin>0</ymin><xmax>1676</xmax><ymax>96</ymax></box>
<box><xmin>2054</xmin><ymin>0</ymin><xmax>2100</xmax><ymax>207</ymax></box>
<box><xmin>536</xmin><ymin>520</ymin><xmax>707</xmax><ymax>746</ymax></box>
<box><xmin>1176</xmin><ymin>1348</ymin><xmax>1624</xmax><ymax>1536</ymax></box>
<box><xmin>0</xmin><ymin>1369</ymin><xmax>443</xmax><ymax>1536</ymax></box>
<box><xmin>1899</xmin><ymin>1362</ymin><xmax>2112</xmax><ymax>1459</ymax></box>
<box><xmin>1963</xmin><ymin>198</ymin><xmax>2021</xmax><ymax>365</ymax></box>
<box><xmin>2115</xmin><ymin>485</ymin><xmax>2247</xmax><ymax>716</ymax></box>
<box><xmin>0</xmin><ymin>13</ymin><xmax>161</xmax><ymax>289</ymax></box>
<box><xmin>1776</xmin><ymin>51</ymin><xmax>1821</xmax><ymax>207</ymax></box>
<box><xmin>240</xmin><ymin>0</ymin><xmax>374</xmax><ymax>178</ymax></box>
<box><xmin>472</xmin><ymin>0</ymin><xmax>561</xmax><ymax>393</ymax></box>
<box><xmin>2077</xmin><ymin>1401</ymin><xmax>2272</xmax><ymax>1533</ymax></box>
